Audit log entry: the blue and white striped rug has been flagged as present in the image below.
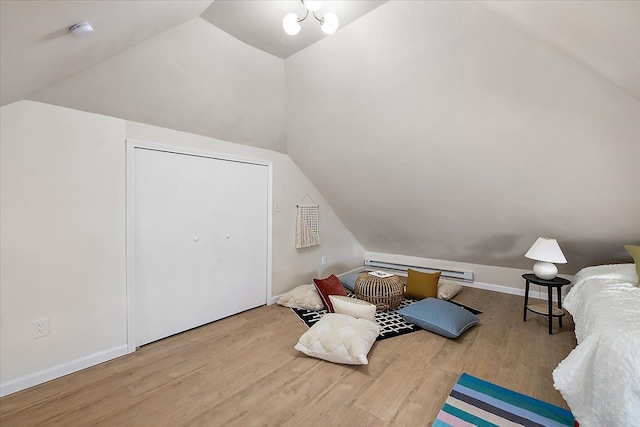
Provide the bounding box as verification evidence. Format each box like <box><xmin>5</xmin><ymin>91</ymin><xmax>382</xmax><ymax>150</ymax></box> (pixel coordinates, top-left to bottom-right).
<box><xmin>435</xmin><ymin>373</ymin><xmax>575</xmax><ymax>427</ymax></box>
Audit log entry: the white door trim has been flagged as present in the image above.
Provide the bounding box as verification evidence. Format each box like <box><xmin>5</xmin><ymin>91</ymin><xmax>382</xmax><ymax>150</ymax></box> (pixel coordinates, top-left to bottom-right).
<box><xmin>125</xmin><ymin>139</ymin><xmax>273</xmax><ymax>353</ymax></box>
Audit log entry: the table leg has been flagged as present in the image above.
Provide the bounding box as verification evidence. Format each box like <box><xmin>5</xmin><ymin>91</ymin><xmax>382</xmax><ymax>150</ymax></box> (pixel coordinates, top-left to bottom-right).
<box><xmin>557</xmin><ymin>285</ymin><xmax>563</xmax><ymax>328</ymax></box>
<box><xmin>548</xmin><ymin>285</ymin><xmax>553</xmax><ymax>335</ymax></box>
<box><xmin>523</xmin><ymin>280</ymin><xmax>530</xmax><ymax>321</ymax></box>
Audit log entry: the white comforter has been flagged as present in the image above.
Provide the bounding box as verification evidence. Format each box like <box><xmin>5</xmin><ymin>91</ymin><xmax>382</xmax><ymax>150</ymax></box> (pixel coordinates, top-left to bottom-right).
<box><xmin>553</xmin><ymin>264</ymin><xmax>640</xmax><ymax>427</ymax></box>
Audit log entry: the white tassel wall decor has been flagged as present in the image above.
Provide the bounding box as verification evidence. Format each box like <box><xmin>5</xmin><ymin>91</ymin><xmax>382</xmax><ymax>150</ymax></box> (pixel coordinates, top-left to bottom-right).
<box><xmin>295</xmin><ymin>204</ymin><xmax>319</xmax><ymax>248</ymax></box>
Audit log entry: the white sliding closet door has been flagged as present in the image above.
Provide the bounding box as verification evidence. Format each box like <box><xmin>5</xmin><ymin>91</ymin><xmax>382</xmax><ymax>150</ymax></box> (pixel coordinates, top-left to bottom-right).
<box><xmin>133</xmin><ymin>147</ymin><xmax>268</xmax><ymax>346</ymax></box>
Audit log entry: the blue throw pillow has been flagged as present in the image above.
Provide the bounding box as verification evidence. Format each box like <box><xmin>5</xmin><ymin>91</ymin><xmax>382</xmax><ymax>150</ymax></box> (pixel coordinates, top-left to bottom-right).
<box><xmin>339</xmin><ymin>272</ymin><xmax>360</xmax><ymax>291</ymax></box>
<box><xmin>398</xmin><ymin>298</ymin><xmax>479</xmax><ymax>338</ymax></box>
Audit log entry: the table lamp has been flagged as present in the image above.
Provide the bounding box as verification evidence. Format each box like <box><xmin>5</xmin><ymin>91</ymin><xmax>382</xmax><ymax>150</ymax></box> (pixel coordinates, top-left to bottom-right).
<box><xmin>525</xmin><ymin>237</ymin><xmax>567</xmax><ymax>280</ymax></box>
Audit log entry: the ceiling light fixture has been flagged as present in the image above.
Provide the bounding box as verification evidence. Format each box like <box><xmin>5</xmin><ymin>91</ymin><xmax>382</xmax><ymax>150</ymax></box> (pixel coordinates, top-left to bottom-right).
<box><xmin>283</xmin><ymin>0</ymin><xmax>339</xmax><ymax>36</ymax></box>
<box><xmin>69</xmin><ymin>22</ymin><xmax>94</xmax><ymax>38</ymax></box>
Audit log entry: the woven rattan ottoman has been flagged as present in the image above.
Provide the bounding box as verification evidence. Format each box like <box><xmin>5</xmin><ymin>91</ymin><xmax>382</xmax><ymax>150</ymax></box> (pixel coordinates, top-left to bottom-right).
<box><xmin>354</xmin><ymin>272</ymin><xmax>404</xmax><ymax>310</ymax></box>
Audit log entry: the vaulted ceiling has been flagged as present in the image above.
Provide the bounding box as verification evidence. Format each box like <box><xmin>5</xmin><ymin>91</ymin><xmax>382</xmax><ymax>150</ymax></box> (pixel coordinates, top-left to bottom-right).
<box><xmin>1</xmin><ymin>0</ymin><xmax>639</xmax><ymax>273</ymax></box>
<box><xmin>200</xmin><ymin>0</ymin><xmax>387</xmax><ymax>59</ymax></box>
<box><xmin>0</xmin><ymin>1</ymin><xmax>212</xmax><ymax>106</ymax></box>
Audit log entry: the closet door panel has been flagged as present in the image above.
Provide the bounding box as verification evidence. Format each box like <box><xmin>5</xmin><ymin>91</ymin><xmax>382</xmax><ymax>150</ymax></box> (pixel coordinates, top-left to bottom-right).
<box><xmin>134</xmin><ymin>148</ymin><xmax>268</xmax><ymax>347</ymax></box>
<box><xmin>171</xmin><ymin>153</ymin><xmax>217</xmax><ymax>336</ymax></box>
<box><xmin>210</xmin><ymin>159</ymin><xmax>268</xmax><ymax>318</ymax></box>
<box><xmin>134</xmin><ymin>149</ymin><xmax>183</xmax><ymax>345</ymax></box>
<box><xmin>135</xmin><ymin>149</ymin><xmax>218</xmax><ymax>345</ymax></box>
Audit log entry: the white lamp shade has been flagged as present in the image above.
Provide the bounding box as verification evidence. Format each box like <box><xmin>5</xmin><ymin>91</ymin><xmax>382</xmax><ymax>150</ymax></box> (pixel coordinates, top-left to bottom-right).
<box><xmin>283</xmin><ymin>13</ymin><xmax>301</xmax><ymax>35</ymax></box>
<box><xmin>525</xmin><ymin>238</ymin><xmax>567</xmax><ymax>264</ymax></box>
<box><xmin>321</xmin><ymin>12</ymin><xmax>339</xmax><ymax>34</ymax></box>
<box><xmin>303</xmin><ymin>0</ymin><xmax>323</xmax><ymax>12</ymax></box>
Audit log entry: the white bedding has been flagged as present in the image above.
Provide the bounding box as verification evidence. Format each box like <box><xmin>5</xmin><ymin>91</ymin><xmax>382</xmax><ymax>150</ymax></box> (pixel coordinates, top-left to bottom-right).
<box><xmin>553</xmin><ymin>263</ymin><xmax>640</xmax><ymax>427</ymax></box>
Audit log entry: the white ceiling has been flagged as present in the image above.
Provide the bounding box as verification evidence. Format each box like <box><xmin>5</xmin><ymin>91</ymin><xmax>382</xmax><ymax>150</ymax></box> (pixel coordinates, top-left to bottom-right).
<box><xmin>0</xmin><ymin>1</ymin><xmax>213</xmax><ymax>106</ymax></box>
<box><xmin>284</xmin><ymin>0</ymin><xmax>640</xmax><ymax>272</ymax></box>
<box><xmin>1</xmin><ymin>1</ymin><xmax>639</xmax><ymax>271</ymax></box>
<box><xmin>200</xmin><ymin>1</ymin><xmax>387</xmax><ymax>59</ymax></box>
<box><xmin>480</xmin><ymin>0</ymin><xmax>640</xmax><ymax>101</ymax></box>
<box><xmin>1</xmin><ymin>1</ymin><xmax>639</xmax><ymax>107</ymax></box>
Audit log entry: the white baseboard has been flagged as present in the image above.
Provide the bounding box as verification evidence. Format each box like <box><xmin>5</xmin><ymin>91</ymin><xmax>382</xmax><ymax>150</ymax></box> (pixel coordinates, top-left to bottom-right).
<box><xmin>270</xmin><ymin>267</ymin><xmax>562</xmax><ymax>306</ymax></box>
<box><xmin>0</xmin><ymin>345</ymin><xmax>129</xmax><ymax>397</ymax></box>
<box><xmin>467</xmin><ymin>281</ymin><xmax>562</xmax><ymax>302</ymax></box>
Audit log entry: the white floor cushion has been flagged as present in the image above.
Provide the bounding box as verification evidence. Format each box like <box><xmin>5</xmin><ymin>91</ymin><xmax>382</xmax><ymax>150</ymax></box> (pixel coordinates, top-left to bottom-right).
<box><xmin>329</xmin><ymin>295</ymin><xmax>377</xmax><ymax>323</ymax></box>
<box><xmin>277</xmin><ymin>284</ymin><xmax>324</xmax><ymax>310</ymax></box>
<box><xmin>294</xmin><ymin>313</ymin><xmax>380</xmax><ymax>365</ymax></box>
<box><xmin>437</xmin><ymin>279</ymin><xmax>462</xmax><ymax>300</ymax></box>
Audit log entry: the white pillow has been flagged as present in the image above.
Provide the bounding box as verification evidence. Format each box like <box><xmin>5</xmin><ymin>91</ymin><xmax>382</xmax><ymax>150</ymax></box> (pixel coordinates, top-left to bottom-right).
<box><xmin>277</xmin><ymin>284</ymin><xmax>324</xmax><ymax>310</ymax></box>
<box><xmin>438</xmin><ymin>279</ymin><xmax>462</xmax><ymax>300</ymax></box>
<box><xmin>294</xmin><ymin>313</ymin><xmax>379</xmax><ymax>365</ymax></box>
<box><xmin>329</xmin><ymin>295</ymin><xmax>377</xmax><ymax>323</ymax></box>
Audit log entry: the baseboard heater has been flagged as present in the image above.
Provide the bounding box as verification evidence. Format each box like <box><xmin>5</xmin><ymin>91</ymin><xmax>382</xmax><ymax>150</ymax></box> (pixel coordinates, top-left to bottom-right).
<box><xmin>364</xmin><ymin>259</ymin><xmax>474</xmax><ymax>283</ymax></box>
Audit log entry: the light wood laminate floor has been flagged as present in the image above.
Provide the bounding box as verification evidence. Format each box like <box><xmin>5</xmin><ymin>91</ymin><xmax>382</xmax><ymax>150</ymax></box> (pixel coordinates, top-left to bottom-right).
<box><xmin>0</xmin><ymin>287</ymin><xmax>576</xmax><ymax>426</ymax></box>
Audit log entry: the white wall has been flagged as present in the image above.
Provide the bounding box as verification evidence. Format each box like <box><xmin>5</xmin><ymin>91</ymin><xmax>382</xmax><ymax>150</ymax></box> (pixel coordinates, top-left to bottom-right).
<box><xmin>1</xmin><ymin>101</ymin><xmax>128</xmax><ymax>395</ymax></box>
<box><xmin>0</xmin><ymin>100</ymin><xmax>364</xmax><ymax>395</ymax></box>
<box><xmin>285</xmin><ymin>1</ymin><xmax>640</xmax><ymax>277</ymax></box>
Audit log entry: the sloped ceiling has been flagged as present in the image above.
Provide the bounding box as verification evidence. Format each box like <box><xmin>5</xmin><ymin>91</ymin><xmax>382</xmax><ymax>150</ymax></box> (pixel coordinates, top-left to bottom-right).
<box><xmin>1</xmin><ymin>0</ymin><xmax>639</xmax><ymax>272</ymax></box>
<box><xmin>285</xmin><ymin>0</ymin><xmax>640</xmax><ymax>273</ymax></box>
<box><xmin>480</xmin><ymin>0</ymin><xmax>640</xmax><ymax>102</ymax></box>
<box><xmin>0</xmin><ymin>1</ymin><xmax>386</xmax><ymax>152</ymax></box>
<box><xmin>0</xmin><ymin>0</ymin><xmax>213</xmax><ymax>106</ymax></box>
<box><xmin>31</xmin><ymin>18</ymin><xmax>287</xmax><ymax>152</ymax></box>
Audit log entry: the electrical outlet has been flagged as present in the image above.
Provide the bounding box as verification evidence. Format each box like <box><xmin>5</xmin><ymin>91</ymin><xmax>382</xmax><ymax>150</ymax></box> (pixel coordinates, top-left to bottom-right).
<box><xmin>32</xmin><ymin>318</ymin><xmax>49</xmax><ymax>339</ymax></box>
<box><xmin>321</xmin><ymin>256</ymin><xmax>327</xmax><ymax>266</ymax></box>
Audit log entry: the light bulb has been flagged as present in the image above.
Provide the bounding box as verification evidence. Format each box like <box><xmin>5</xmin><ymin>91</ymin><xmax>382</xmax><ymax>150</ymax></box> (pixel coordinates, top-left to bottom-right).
<box><xmin>283</xmin><ymin>13</ymin><xmax>301</xmax><ymax>35</ymax></box>
<box><xmin>321</xmin><ymin>12</ymin><xmax>339</xmax><ymax>34</ymax></box>
<box><xmin>303</xmin><ymin>0</ymin><xmax>323</xmax><ymax>12</ymax></box>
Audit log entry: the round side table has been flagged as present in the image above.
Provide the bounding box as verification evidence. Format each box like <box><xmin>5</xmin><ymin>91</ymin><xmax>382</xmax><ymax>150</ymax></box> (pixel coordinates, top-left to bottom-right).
<box><xmin>354</xmin><ymin>272</ymin><xmax>404</xmax><ymax>310</ymax></box>
<box><xmin>522</xmin><ymin>273</ymin><xmax>571</xmax><ymax>335</ymax></box>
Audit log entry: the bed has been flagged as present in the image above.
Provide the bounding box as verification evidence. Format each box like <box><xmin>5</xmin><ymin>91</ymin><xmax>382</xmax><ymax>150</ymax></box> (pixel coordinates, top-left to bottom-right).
<box><xmin>553</xmin><ymin>263</ymin><xmax>640</xmax><ymax>426</ymax></box>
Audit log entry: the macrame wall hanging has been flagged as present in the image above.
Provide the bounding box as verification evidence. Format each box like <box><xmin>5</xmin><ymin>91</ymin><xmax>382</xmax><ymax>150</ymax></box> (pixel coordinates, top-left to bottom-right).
<box><xmin>295</xmin><ymin>194</ymin><xmax>320</xmax><ymax>249</ymax></box>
